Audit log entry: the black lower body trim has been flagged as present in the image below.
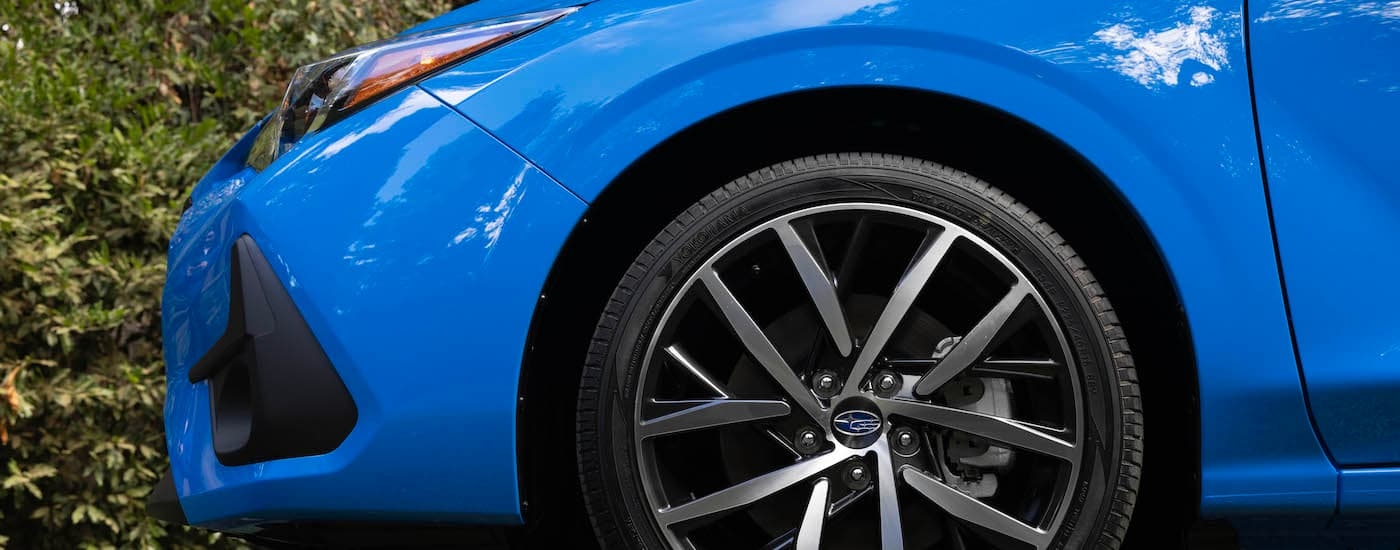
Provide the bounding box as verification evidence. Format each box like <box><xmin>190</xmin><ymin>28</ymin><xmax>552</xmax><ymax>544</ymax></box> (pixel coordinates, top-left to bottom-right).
<box><xmin>233</xmin><ymin>522</ymin><xmax>516</xmax><ymax>549</ymax></box>
<box><xmin>146</xmin><ymin>470</ymin><xmax>187</xmax><ymax>525</ymax></box>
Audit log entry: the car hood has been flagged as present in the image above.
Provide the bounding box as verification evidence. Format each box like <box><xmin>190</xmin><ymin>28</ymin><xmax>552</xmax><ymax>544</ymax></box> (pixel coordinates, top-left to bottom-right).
<box><xmin>403</xmin><ymin>0</ymin><xmax>594</xmax><ymax>34</ymax></box>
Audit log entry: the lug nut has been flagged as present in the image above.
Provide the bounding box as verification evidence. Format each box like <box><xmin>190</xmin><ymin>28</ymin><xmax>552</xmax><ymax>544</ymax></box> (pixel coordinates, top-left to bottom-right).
<box><xmin>841</xmin><ymin>460</ymin><xmax>871</xmax><ymax>490</ymax></box>
<box><xmin>795</xmin><ymin>427</ymin><xmax>822</xmax><ymax>454</ymax></box>
<box><xmin>873</xmin><ymin>371</ymin><xmax>902</xmax><ymax>396</ymax></box>
<box><xmin>891</xmin><ymin>427</ymin><xmax>920</xmax><ymax>455</ymax></box>
<box><xmin>812</xmin><ymin>369</ymin><xmax>840</xmax><ymax>398</ymax></box>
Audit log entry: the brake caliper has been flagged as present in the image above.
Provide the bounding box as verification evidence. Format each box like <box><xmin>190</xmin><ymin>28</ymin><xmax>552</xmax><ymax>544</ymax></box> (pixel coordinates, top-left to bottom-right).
<box><xmin>932</xmin><ymin>337</ymin><xmax>1014</xmax><ymax>498</ymax></box>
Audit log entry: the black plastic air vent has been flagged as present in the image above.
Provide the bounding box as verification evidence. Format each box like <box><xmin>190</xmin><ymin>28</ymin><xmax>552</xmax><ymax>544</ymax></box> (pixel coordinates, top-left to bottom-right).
<box><xmin>189</xmin><ymin>235</ymin><xmax>357</xmax><ymax>466</ymax></box>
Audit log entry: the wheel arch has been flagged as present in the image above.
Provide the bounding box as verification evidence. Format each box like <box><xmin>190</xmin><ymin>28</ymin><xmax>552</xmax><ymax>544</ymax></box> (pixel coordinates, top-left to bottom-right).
<box><xmin>515</xmin><ymin>85</ymin><xmax>1199</xmax><ymax>542</ymax></box>
<box><xmin>476</xmin><ymin>0</ymin><xmax>1334</xmax><ymax>533</ymax></box>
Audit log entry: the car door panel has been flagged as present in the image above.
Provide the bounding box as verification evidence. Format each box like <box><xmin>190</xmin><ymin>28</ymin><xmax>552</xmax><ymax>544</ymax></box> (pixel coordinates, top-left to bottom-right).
<box><xmin>1249</xmin><ymin>0</ymin><xmax>1400</xmax><ymax>466</ymax></box>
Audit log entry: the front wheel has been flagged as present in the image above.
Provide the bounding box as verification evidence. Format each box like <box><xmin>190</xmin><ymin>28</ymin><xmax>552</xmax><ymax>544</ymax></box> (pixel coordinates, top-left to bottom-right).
<box><xmin>578</xmin><ymin>153</ymin><xmax>1141</xmax><ymax>549</ymax></box>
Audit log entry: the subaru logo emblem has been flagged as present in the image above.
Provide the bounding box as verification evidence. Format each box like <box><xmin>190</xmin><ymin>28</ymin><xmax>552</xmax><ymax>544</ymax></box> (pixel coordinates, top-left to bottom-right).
<box><xmin>833</xmin><ymin>410</ymin><xmax>882</xmax><ymax>437</ymax></box>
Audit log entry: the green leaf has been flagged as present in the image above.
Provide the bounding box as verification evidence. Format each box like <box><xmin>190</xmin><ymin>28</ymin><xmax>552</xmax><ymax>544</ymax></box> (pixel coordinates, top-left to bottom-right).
<box><xmin>0</xmin><ymin>1</ymin><xmax>456</xmax><ymax>546</ymax></box>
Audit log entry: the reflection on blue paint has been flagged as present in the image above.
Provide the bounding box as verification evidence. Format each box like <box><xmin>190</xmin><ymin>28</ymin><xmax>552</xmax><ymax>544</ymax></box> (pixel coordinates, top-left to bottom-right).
<box><xmin>1091</xmin><ymin>6</ymin><xmax>1234</xmax><ymax>88</ymax></box>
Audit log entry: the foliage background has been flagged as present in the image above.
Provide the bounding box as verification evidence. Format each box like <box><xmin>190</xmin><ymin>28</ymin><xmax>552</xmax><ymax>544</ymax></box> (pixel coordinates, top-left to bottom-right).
<box><xmin>0</xmin><ymin>1</ymin><xmax>454</xmax><ymax>547</ymax></box>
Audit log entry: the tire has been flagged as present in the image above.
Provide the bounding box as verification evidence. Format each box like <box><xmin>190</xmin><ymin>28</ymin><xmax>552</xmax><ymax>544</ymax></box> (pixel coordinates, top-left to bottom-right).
<box><xmin>578</xmin><ymin>153</ymin><xmax>1141</xmax><ymax>550</ymax></box>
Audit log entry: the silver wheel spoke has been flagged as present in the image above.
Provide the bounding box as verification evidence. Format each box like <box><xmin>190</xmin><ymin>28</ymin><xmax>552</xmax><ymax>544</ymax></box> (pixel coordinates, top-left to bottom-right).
<box><xmin>659</xmin><ymin>450</ymin><xmax>851</xmax><ymax>528</ymax></box>
<box><xmin>880</xmin><ymin>397</ymin><xmax>1074</xmax><ymax>460</ymax></box>
<box><xmin>640</xmin><ymin>399</ymin><xmax>792</xmax><ymax>439</ymax></box>
<box><xmin>665</xmin><ymin>345</ymin><xmax>731</xmax><ymax>398</ymax></box>
<box><xmin>795</xmin><ymin>478</ymin><xmax>829</xmax><ymax>550</ymax></box>
<box><xmin>914</xmin><ymin>283</ymin><xmax>1032</xmax><ymax>395</ymax></box>
<box><xmin>845</xmin><ymin>228</ymin><xmax>958</xmax><ymax>392</ymax></box>
<box><xmin>775</xmin><ymin>222</ymin><xmax>853</xmax><ymax>357</ymax></box>
<box><xmin>763</xmin><ymin>427</ymin><xmax>804</xmax><ymax>460</ymax></box>
<box><xmin>874</xmin><ymin>440</ymin><xmax>905</xmax><ymax>550</ymax></box>
<box><xmin>971</xmin><ymin>358</ymin><xmax>1059</xmax><ymax>381</ymax></box>
<box><xmin>903</xmin><ymin>468</ymin><xmax>1050</xmax><ymax>550</ymax></box>
<box><xmin>700</xmin><ymin>270</ymin><xmax>827</xmax><ymax>423</ymax></box>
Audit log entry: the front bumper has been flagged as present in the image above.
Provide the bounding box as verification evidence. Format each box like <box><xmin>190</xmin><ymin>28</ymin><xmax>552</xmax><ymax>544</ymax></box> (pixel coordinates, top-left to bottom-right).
<box><xmin>150</xmin><ymin>233</ymin><xmax>358</xmax><ymax>524</ymax></box>
<box><xmin>154</xmin><ymin>86</ymin><xmax>585</xmax><ymax>529</ymax></box>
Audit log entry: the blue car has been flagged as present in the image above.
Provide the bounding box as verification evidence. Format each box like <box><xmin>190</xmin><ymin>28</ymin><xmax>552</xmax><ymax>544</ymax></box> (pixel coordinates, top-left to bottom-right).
<box><xmin>147</xmin><ymin>0</ymin><xmax>1400</xmax><ymax>548</ymax></box>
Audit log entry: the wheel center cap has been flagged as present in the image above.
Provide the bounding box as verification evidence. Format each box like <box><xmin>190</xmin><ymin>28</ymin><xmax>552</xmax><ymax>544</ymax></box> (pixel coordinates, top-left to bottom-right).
<box><xmin>833</xmin><ymin>410</ymin><xmax>882</xmax><ymax>437</ymax></box>
<box><xmin>831</xmin><ymin>397</ymin><xmax>883</xmax><ymax>448</ymax></box>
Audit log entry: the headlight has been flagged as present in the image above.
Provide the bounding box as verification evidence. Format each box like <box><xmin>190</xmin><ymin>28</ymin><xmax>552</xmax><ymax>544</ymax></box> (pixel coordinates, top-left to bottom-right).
<box><xmin>246</xmin><ymin>7</ymin><xmax>576</xmax><ymax>170</ymax></box>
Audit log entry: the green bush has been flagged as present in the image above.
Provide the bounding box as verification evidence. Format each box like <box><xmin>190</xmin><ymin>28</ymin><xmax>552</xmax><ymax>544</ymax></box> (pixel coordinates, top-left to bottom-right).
<box><xmin>0</xmin><ymin>1</ymin><xmax>453</xmax><ymax>547</ymax></box>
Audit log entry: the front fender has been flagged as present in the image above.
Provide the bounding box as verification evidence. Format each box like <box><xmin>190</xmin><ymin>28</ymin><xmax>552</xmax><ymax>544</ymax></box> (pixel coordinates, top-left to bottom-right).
<box><xmin>423</xmin><ymin>0</ymin><xmax>1335</xmax><ymax>516</ymax></box>
<box><xmin>163</xmin><ymin>87</ymin><xmax>586</xmax><ymax>526</ymax></box>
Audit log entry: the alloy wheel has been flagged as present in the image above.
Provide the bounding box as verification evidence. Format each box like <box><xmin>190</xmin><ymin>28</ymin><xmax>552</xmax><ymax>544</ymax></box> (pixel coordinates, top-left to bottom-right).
<box><xmin>632</xmin><ymin>202</ymin><xmax>1083</xmax><ymax>550</ymax></box>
